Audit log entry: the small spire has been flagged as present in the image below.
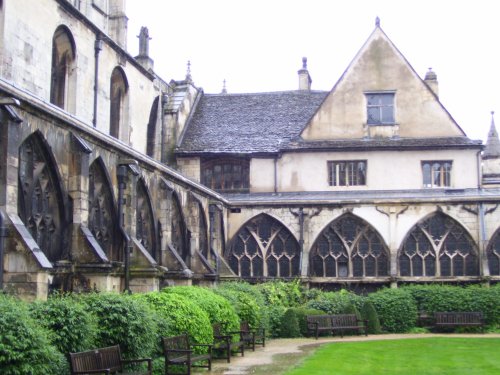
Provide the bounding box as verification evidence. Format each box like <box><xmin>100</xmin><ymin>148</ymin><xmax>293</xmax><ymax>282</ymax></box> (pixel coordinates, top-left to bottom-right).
<box><xmin>221</xmin><ymin>79</ymin><xmax>227</xmax><ymax>94</ymax></box>
<box><xmin>375</xmin><ymin>16</ymin><xmax>380</xmax><ymax>27</ymax></box>
<box><xmin>186</xmin><ymin>60</ymin><xmax>192</xmax><ymax>82</ymax></box>
<box><xmin>302</xmin><ymin>57</ymin><xmax>307</xmax><ymax>69</ymax></box>
<box><xmin>425</xmin><ymin>67</ymin><xmax>437</xmax><ymax>81</ymax></box>
<box><xmin>484</xmin><ymin>111</ymin><xmax>500</xmax><ymax>158</ymax></box>
<box><xmin>137</xmin><ymin>26</ymin><xmax>151</xmax><ymax>57</ymax></box>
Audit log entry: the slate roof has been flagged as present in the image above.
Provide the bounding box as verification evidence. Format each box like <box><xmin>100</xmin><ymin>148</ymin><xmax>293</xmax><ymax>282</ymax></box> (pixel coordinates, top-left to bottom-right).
<box><xmin>177</xmin><ymin>91</ymin><xmax>329</xmax><ymax>154</ymax></box>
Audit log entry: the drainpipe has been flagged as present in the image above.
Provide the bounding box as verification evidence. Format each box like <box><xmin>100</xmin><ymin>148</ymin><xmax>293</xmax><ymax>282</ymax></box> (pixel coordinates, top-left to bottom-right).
<box><xmin>298</xmin><ymin>207</ymin><xmax>305</xmax><ymax>275</ymax></box>
<box><xmin>92</xmin><ymin>35</ymin><xmax>103</xmax><ymax>127</ymax></box>
<box><xmin>0</xmin><ymin>210</ymin><xmax>6</xmax><ymax>290</ymax></box>
<box><xmin>117</xmin><ymin>165</ymin><xmax>130</xmax><ymax>292</ymax></box>
<box><xmin>273</xmin><ymin>156</ymin><xmax>278</xmax><ymax>194</ymax></box>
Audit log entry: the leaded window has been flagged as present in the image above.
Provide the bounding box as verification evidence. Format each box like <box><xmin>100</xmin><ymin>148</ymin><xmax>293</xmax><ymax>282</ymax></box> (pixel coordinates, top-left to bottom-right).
<box><xmin>50</xmin><ymin>26</ymin><xmax>76</xmax><ymax>111</ymax></box>
<box><xmin>422</xmin><ymin>161</ymin><xmax>452</xmax><ymax>188</ymax></box>
<box><xmin>18</xmin><ymin>133</ymin><xmax>65</xmax><ymax>262</ymax></box>
<box><xmin>328</xmin><ymin>161</ymin><xmax>366</xmax><ymax>186</ymax></box>
<box><xmin>399</xmin><ymin>213</ymin><xmax>478</xmax><ymax>277</ymax></box>
<box><xmin>227</xmin><ymin>214</ymin><xmax>300</xmax><ymax>278</ymax></box>
<box><xmin>201</xmin><ymin>158</ymin><xmax>249</xmax><ymax>193</ymax></box>
<box><xmin>89</xmin><ymin>159</ymin><xmax>120</xmax><ymax>261</ymax></box>
<box><xmin>487</xmin><ymin>229</ymin><xmax>500</xmax><ymax>276</ymax></box>
<box><xmin>310</xmin><ymin>214</ymin><xmax>389</xmax><ymax>278</ymax></box>
<box><xmin>366</xmin><ymin>93</ymin><xmax>395</xmax><ymax>125</ymax></box>
<box><xmin>136</xmin><ymin>179</ymin><xmax>156</xmax><ymax>259</ymax></box>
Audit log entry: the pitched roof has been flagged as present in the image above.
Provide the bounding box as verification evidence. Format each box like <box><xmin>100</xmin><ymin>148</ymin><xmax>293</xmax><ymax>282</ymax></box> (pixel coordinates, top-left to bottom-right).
<box><xmin>176</xmin><ymin>90</ymin><xmax>328</xmax><ymax>154</ymax></box>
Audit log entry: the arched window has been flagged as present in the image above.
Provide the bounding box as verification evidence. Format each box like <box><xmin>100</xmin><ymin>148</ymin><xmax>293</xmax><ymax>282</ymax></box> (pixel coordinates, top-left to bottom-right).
<box><xmin>399</xmin><ymin>212</ymin><xmax>479</xmax><ymax>277</ymax></box>
<box><xmin>227</xmin><ymin>214</ymin><xmax>300</xmax><ymax>278</ymax></box>
<box><xmin>109</xmin><ymin>67</ymin><xmax>128</xmax><ymax>140</ymax></box>
<box><xmin>50</xmin><ymin>26</ymin><xmax>76</xmax><ymax>112</ymax></box>
<box><xmin>18</xmin><ymin>132</ymin><xmax>66</xmax><ymax>262</ymax></box>
<box><xmin>310</xmin><ymin>214</ymin><xmax>389</xmax><ymax>278</ymax></box>
<box><xmin>136</xmin><ymin>179</ymin><xmax>156</xmax><ymax>259</ymax></box>
<box><xmin>487</xmin><ymin>229</ymin><xmax>500</xmax><ymax>276</ymax></box>
<box><xmin>89</xmin><ymin>158</ymin><xmax>120</xmax><ymax>261</ymax></box>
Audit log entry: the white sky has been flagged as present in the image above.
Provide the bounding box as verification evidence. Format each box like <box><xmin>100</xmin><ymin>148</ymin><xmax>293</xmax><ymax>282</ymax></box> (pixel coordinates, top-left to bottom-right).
<box><xmin>126</xmin><ymin>0</ymin><xmax>500</xmax><ymax>142</ymax></box>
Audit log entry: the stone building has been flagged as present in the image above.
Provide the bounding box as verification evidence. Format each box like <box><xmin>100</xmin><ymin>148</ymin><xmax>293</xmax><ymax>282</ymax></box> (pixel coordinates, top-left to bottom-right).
<box><xmin>0</xmin><ymin>1</ymin><xmax>499</xmax><ymax>300</ymax></box>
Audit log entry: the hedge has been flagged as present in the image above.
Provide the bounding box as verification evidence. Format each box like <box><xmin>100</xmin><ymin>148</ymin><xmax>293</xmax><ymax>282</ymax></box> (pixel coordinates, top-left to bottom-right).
<box><xmin>368</xmin><ymin>288</ymin><xmax>418</xmax><ymax>333</ymax></box>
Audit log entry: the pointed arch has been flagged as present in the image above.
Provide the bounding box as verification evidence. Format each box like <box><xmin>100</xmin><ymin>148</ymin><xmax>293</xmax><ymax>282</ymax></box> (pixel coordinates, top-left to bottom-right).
<box><xmin>146</xmin><ymin>96</ymin><xmax>160</xmax><ymax>158</ymax></box>
<box><xmin>198</xmin><ymin>203</ymin><xmax>208</xmax><ymax>258</ymax></box>
<box><xmin>170</xmin><ymin>191</ymin><xmax>188</xmax><ymax>261</ymax></box>
<box><xmin>310</xmin><ymin>213</ymin><xmax>389</xmax><ymax>278</ymax></box>
<box><xmin>399</xmin><ymin>212</ymin><xmax>479</xmax><ymax>277</ymax></box>
<box><xmin>50</xmin><ymin>25</ymin><xmax>77</xmax><ymax>112</ymax></box>
<box><xmin>109</xmin><ymin>66</ymin><xmax>129</xmax><ymax>140</ymax></box>
<box><xmin>227</xmin><ymin>214</ymin><xmax>300</xmax><ymax>278</ymax></box>
<box><xmin>486</xmin><ymin>227</ymin><xmax>500</xmax><ymax>276</ymax></box>
<box><xmin>18</xmin><ymin>131</ymin><xmax>67</xmax><ymax>262</ymax></box>
<box><xmin>136</xmin><ymin>178</ymin><xmax>157</xmax><ymax>259</ymax></box>
<box><xmin>88</xmin><ymin>158</ymin><xmax>120</xmax><ymax>261</ymax></box>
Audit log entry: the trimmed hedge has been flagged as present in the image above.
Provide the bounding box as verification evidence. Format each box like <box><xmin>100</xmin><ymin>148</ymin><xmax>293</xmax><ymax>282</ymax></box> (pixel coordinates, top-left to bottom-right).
<box><xmin>360</xmin><ymin>300</ymin><xmax>381</xmax><ymax>334</ymax></box>
<box><xmin>368</xmin><ymin>288</ymin><xmax>418</xmax><ymax>333</ymax></box>
<box><xmin>0</xmin><ymin>294</ymin><xmax>65</xmax><ymax>374</ymax></box>
<box><xmin>306</xmin><ymin>290</ymin><xmax>363</xmax><ymax>314</ymax></box>
<box><xmin>30</xmin><ymin>294</ymin><xmax>98</xmax><ymax>355</ymax></box>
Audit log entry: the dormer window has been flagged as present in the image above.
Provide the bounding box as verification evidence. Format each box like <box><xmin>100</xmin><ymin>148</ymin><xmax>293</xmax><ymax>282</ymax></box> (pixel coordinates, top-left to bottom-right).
<box><xmin>366</xmin><ymin>92</ymin><xmax>395</xmax><ymax>125</ymax></box>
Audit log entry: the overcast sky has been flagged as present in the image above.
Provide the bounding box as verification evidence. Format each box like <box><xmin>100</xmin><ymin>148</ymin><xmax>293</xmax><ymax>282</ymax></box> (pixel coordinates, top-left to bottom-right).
<box><xmin>126</xmin><ymin>0</ymin><xmax>500</xmax><ymax>142</ymax></box>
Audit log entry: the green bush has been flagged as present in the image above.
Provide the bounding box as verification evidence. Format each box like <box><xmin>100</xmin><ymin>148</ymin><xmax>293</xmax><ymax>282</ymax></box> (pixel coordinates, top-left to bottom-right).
<box><xmin>0</xmin><ymin>294</ymin><xmax>65</xmax><ymax>374</ymax></box>
<box><xmin>279</xmin><ymin>308</ymin><xmax>301</xmax><ymax>338</ymax></box>
<box><xmin>306</xmin><ymin>289</ymin><xmax>363</xmax><ymax>314</ymax></box>
<box><xmin>163</xmin><ymin>286</ymin><xmax>239</xmax><ymax>333</ymax></box>
<box><xmin>369</xmin><ymin>288</ymin><xmax>417</xmax><ymax>333</ymax></box>
<box><xmin>360</xmin><ymin>300</ymin><xmax>381</xmax><ymax>334</ymax></box>
<box><xmin>257</xmin><ymin>279</ymin><xmax>305</xmax><ymax>308</ymax></box>
<box><xmin>30</xmin><ymin>294</ymin><xmax>98</xmax><ymax>355</ymax></box>
<box><xmin>214</xmin><ymin>282</ymin><xmax>268</xmax><ymax>331</ymax></box>
<box><xmin>135</xmin><ymin>292</ymin><xmax>212</xmax><ymax>346</ymax></box>
<box><xmin>267</xmin><ymin>305</ymin><xmax>287</xmax><ymax>338</ymax></box>
<box><xmin>75</xmin><ymin>292</ymin><xmax>159</xmax><ymax>360</ymax></box>
<box><xmin>285</xmin><ymin>307</ymin><xmax>324</xmax><ymax>337</ymax></box>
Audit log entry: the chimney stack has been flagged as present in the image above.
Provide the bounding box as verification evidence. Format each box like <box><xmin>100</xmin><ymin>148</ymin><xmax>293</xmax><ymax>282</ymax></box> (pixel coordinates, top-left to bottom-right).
<box><xmin>424</xmin><ymin>68</ymin><xmax>439</xmax><ymax>97</ymax></box>
<box><xmin>298</xmin><ymin>57</ymin><xmax>311</xmax><ymax>91</ymax></box>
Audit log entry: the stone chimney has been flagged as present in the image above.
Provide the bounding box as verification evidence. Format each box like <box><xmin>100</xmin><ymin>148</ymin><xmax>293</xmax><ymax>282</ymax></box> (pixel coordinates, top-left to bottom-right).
<box><xmin>298</xmin><ymin>57</ymin><xmax>311</xmax><ymax>91</ymax></box>
<box><xmin>109</xmin><ymin>0</ymin><xmax>128</xmax><ymax>49</ymax></box>
<box><xmin>424</xmin><ymin>68</ymin><xmax>439</xmax><ymax>97</ymax></box>
<box><xmin>135</xmin><ymin>27</ymin><xmax>154</xmax><ymax>71</ymax></box>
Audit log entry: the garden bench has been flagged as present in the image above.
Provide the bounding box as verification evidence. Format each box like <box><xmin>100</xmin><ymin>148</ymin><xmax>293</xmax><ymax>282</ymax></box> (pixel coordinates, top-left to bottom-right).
<box><xmin>162</xmin><ymin>334</ymin><xmax>212</xmax><ymax>375</ymax></box>
<box><xmin>212</xmin><ymin>323</ymin><xmax>245</xmax><ymax>362</ymax></box>
<box><xmin>239</xmin><ymin>321</ymin><xmax>266</xmax><ymax>351</ymax></box>
<box><xmin>306</xmin><ymin>314</ymin><xmax>335</xmax><ymax>339</ymax></box>
<box><xmin>434</xmin><ymin>312</ymin><xmax>484</xmax><ymax>332</ymax></box>
<box><xmin>331</xmin><ymin>314</ymin><xmax>368</xmax><ymax>338</ymax></box>
<box><xmin>69</xmin><ymin>344</ymin><xmax>152</xmax><ymax>375</ymax></box>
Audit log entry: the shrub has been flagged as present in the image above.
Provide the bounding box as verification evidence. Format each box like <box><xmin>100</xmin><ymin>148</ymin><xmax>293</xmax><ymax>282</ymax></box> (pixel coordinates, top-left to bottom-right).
<box><xmin>163</xmin><ymin>286</ymin><xmax>239</xmax><ymax>333</ymax></box>
<box><xmin>306</xmin><ymin>289</ymin><xmax>363</xmax><ymax>314</ymax></box>
<box><xmin>279</xmin><ymin>308</ymin><xmax>301</xmax><ymax>338</ymax></box>
<box><xmin>267</xmin><ymin>305</ymin><xmax>287</xmax><ymax>338</ymax></box>
<box><xmin>360</xmin><ymin>300</ymin><xmax>381</xmax><ymax>334</ymax></box>
<box><xmin>368</xmin><ymin>288</ymin><xmax>417</xmax><ymax>333</ymax></box>
<box><xmin>135</xmin><ymin>292</ymin><xmax>212</xmax><ymax>345</ymax></box>
<box><xmin>75</xmin><ymin>292</ymin><xmax>159</xmax><ymax>360</ymax></box>
<box><xmin>341</xmin><ymin>302</ymin><xmax>361</xmax><ymax>318</ymax></box>
<box><xmin>257</xmin><ymin>279</ymin><xmax>305</xmax><ymax>308</ymax></box>
<box><xmin>287</xmin><ymin>307</ymin><xmax>324</xmax><ymax>337</ymax></box>
<box><xmin>0</xmin><ymin>294</ymin><xmax>65</xmax><ymax>374</ymax></box>
<box><xmin>30</xmin><ymin>294</ymin><xmax>98</xmax><ymax>355</ymax></box>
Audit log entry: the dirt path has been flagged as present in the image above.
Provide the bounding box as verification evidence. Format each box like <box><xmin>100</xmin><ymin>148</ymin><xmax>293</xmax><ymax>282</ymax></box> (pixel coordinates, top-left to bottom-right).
<box><xmin>209</xmin><ymin>333</ymin><xmax>500</xmax><ymax>375</ymax></box>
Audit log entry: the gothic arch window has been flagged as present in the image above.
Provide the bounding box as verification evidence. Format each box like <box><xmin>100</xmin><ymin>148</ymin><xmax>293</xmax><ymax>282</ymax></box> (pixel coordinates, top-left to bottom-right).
<box><xmin>89</xmin><ymin>159</ymin><xmax>120</xmax><ymax>261</ymax></box>
<box><xmin>18</xmin><ymin>132</ymin><xmax>66</xmax><ymax>262</ymax></box>
<box><xmin>171</xmin><ymin>192</ymin><xmax>187</xmax><ymax>261</ymax></box>
<box><xmin>136</xmin><ymin>179</ymin><xmax>156</xmax><ymax>259</ymax></box>
<box><xmin>109</xmin><ymin>67</ymin><xmax>128</xmax><ymax>140</ymax></box>
<box><xmin>50</xmin><ymin>26</ymin><xmax>76</xmax><ymax>112</ymax></box>
<box><xmin>227</xmin><ymin>214</ymin><xmax>300</xmax><ymax>278</ymax></box>
<box><xmin>310</xmin><ymin>214</ymin><xmax>389</xmax><ymax>278</ymax></box>
<box><xmin>399</xmin><ymin>212</ymin><xmax>479</xmax><ymax>277</ymax></box>
<box><xmin>486</xmin><ymin>228</ymin><xmax>500</xmax><ymax>276</ymax></box>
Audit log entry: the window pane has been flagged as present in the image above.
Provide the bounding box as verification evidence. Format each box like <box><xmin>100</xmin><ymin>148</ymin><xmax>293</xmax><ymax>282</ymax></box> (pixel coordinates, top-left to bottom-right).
<box><xmin>381</xmin><ymin>107</ymin><xmax>394</xmax><ymax>123</ymax></box>
<box><xmin>357</xmin><ymin>162</ymin><xmax>366</xmax><ymax>185</ymax></box>
<box><xmin>367</xmin><ymin>107</ymin><xmax>380</xmax><ymax>124</ymax></box>
<box><xmin>381</xmin><ymin>94</ymin><xmax>393</xmax><ymax>105</ymax></box>
<box><xmin>338</xmin><ymin>163</ymin><xmax>346</xmax><ymax>185</ymax></box>
<box><xmin>422</xmin><ymin>163</ymin><xmax>431</xmax><ymax>186</ymax></box>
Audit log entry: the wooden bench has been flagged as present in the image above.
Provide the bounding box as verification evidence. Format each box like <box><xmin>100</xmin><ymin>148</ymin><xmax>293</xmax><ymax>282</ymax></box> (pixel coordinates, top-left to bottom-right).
<box><xmin>239</xmin><ymin>321</ymin><xmax>265</xmax><ymax>351</ymax></box>
<box><xmin>162</xmin><ymin>334</ymin><xmax>212</xmax><ymax>375</ymax></box>
<box><xmin>331</xmin><ymin>314</ymin><xmax>368</xmax><ymax>338</ymax></box>
<box><xmin>306</xmin><ymin>315</ymin><xmax>335</xmax><ymax>339</ymax></box>
<box><xmin>434</xmin><ymin>312</ymin><xmax>484</xmax><ymax>332</ymax></box>
<box><xmin>212</xmin><ymin>323</ymin><xmax>245</xmax><ymax>362</ymax></box>
<box><xmin>69</xmin><ymin>345</ymin><xmax>152</xmax><ymax>375</ymax></box>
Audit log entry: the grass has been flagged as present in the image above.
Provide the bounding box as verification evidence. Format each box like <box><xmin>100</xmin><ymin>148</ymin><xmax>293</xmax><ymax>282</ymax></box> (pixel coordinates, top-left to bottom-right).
<box><xmin>283</xmin><ymin>338</ymin><xmax>500</xmax><ymax>375</ymax></box>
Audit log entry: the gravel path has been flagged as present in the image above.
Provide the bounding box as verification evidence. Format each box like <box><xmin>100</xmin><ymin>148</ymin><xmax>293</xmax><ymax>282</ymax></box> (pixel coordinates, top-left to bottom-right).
<box><xmin>210</xmin><ymin>333</ymin><xmax>500</xmax><ymax>375</ymax></box>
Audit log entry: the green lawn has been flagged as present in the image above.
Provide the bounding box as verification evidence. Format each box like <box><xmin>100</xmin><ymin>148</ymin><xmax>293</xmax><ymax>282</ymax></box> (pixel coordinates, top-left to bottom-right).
<box><xmin>284</xmin><ymin>338</ymin><xmax>500</xmax><ymax>375</ymax></box>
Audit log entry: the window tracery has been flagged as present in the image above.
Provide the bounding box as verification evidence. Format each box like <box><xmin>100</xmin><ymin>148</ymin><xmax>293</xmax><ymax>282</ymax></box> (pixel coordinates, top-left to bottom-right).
<box><xmin>310</xmin><ymin>214</ymin><xmax>389</xmax><ymax>278</ymax></box>
<box><xmin>486</xmin><ymin>229</ymin><xmax>500</xmax><ymax>276</ymax></box>
<box><xmin>227</xmin><ymin>214</ymin><xmax>300</xmax><ymax>278</ymax></box>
